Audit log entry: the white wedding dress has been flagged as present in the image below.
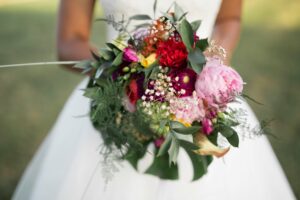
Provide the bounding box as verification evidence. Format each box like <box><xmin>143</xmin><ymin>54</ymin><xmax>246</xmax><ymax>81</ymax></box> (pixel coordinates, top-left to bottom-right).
<box><xmin>13</xmin><ymin>0</ymin><xmax>296</xmax><ymax>200</ymax></box>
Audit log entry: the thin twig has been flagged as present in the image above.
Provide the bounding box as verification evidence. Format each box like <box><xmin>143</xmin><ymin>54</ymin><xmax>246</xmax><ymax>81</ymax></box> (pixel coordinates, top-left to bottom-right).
<box><xmin>0</xmin><ymin>61</ymin><xmax>79</xmax><ymax>69</ymax></box>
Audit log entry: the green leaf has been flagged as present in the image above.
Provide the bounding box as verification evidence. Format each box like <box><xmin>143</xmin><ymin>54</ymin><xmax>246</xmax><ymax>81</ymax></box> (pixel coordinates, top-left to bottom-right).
<box><xmin>153</xmin><ymin>0</ymin><xmax>158</xmax><ymax>17</ymax></box>
<box><xmin>170</xmin><ymin>121</ymin><xmax>185</xmax><ymax>129</ymax></box>
<box><xmin>95</xmin><ymin>67</ymin><xmax>104</xmax><ymax>79</ymax></box>
<box><xmin>174</xmin><ymin>2</ymin><xmax>185</xmax><ymax>21</ymax></box>
<box><xmin>112</xmin><ymin>52</ymin><xmax>123</xmax><ymax>67</ymax></box>
<box><xmin>227</xmin><ymin>132</ymin><xmax>239</xmax><ymax>147</ymax></box>
<box><xmin>145</xmin><ymin>153</ymin><xmax>179</xmax><ymax>180</ymax></box>
<box><xmin>74</xmin><ymin>60</ymin><xmax>91</xmax><ymax>69</ymax></box>
<box><xmin>188</xmin><ymin>48</ymin><xmax>206</xmax><ymax>73</ymax></box>
<box><xmin>99</xmin><ymin>48</ymin><xmax>115</xmax><ymax>61</ymax></box>
<box><xmin>124</xmin><ymin>147</ymin><xmax>147</xmax><ymax>169</ymax></box>
<box><xmin>157</xmin><ymin>133</ymin><xmax>172</xmax><ymax>157</ymax></box>
<box><xmin>178</xmin><ymin>139</ymin><xmax>199</xmax><ymax>151</ymax></box>
<box><xmin>83</xmin><ymin>87</ymin><xmax>99</xmax><ymax>99</ymax></box>
<box><xmin>91</xmin><ymin>50</ymin><xmax>101</xmax><ymax>61</ymax></box>
<box><xmin>179</xmin><ymin>19</ymin><xmax>194</xmax><ymax>52</ymax></box>
<box><xmin>195</xmin><ymin>39</ymin><xmax>209</xmax><ymax>51</ymax></box>
<box><xmin>173</xmin><ymin>125</ymin><xmax>201</xmax><ymax>135</ymax></box>
<box><xmin>191</xmin><ymin>20</ymin><xmax>202</xmax><ymax>32</ymax></box>
<box><xmin>207</xmin><ymin>131</ymin><xmax>218</xmax><ymax>146</ymax></box>
<box><xmin>135</xmin><ymin>23</ymin><xmax>151</xmax><ymax>29</ymax></box>
<box><xmin>184</xmin><ymin>150</ymin><xmax>213</xmax><ymax>181</ymax></box>
<box><xmin>129</xmin><ymin>14</ymin><xmax>152</xmax><ymax>21</ymax></box>
<box><xmin>219</xmin><ymin>125</ymin><xmax>235</xmax><ymax>138</ymax></box>
<box><xmin>219</xmin><ymin>125</ymin><xmax>239</xmax><ymax>147</ymax></box>
<box><xmin>168</xmin><ymin>136</ymin><xmax>180</xmax><ymax>165</ymax></box>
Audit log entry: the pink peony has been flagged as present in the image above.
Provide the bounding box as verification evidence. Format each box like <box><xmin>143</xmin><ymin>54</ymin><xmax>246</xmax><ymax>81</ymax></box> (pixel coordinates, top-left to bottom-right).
<box><xmin>123</xmin><ymin>47</ymin><xmax>138</xmax><ymax>62</ymax></box>
<box><xmin>195</xmin><ymin>57</ymin><xmax>243</xmax><ymax>108</ymax></box>
<box><xmin>169</xmin><ymin>94</ymin><xmax>205</xmax><ymax>124</ymax></box>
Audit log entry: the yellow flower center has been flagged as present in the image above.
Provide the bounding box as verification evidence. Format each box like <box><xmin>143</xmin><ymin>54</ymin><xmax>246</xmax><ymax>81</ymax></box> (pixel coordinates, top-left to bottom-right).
<box><xmin>183</xmin><ymin>75</ymin><xmax>190</xmax><ymax>83</ymax></box>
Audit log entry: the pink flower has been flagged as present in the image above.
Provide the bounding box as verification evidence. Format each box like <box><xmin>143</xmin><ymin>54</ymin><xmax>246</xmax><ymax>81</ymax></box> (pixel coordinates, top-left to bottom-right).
<box><xmin>202</xmin><ymin>118</ymin><xmax>213</xmax><ymax>135</ymax></box>
<box><xmin>154</xmin><ymin>137</ymin><xmax>165</xmax><ymax>148</ymax></box>
<box><xmin>123</xmin><ymin>47</ymin><xmax>138</xmax><ymax>62</ymax></box>
<box><xmin>195</xmin><ymin>57</ymin><xmax>243</xmax><ymax>108</ymax></box>
<box><xmin>169</xmin><ymin>95</ymin><xmax>205</xmax><ymax>124</ymax></box>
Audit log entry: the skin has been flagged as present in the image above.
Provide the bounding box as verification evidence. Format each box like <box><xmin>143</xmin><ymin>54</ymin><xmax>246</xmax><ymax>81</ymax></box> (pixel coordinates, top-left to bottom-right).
<box><xmin>57</xmin><ymin>0</ymin><xmax>242</xmax><ymax>72</ymax></box>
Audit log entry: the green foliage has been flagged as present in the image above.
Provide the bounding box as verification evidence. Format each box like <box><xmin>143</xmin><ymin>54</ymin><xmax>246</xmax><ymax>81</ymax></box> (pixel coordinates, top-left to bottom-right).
<box><xmin>145</xmin><ymin>150</ymin><xmax>179</xmax><ymax>180</ymax></box>
<box><xmin>188</xmin><ymin>48</ymin><xmax>206</xmax><ymax>73</ymax></box>
<box><xmin>190</xmin><ymin>20</ymin><xmax>202</xmax><ymax>32</ymax></box>
<box><xmin>129</xmin><ymin>14</ymin><xmax>152</xmax><ymax>21</ymax></box>
<box><xmin>170</xmin><ymin>121</ymin><xmax>201</xmax><ymax>135</ymax></box>
<box><xmin>185</xmin><ymin>150</ymin><xmax>213</xmax><ymax>181</ymax></box>
<box><xmin>195</xmin><ymin>39</ymin><xmax>209</xmax><ymax>51</ymax></box>
<box><xmin>179</xmin><ymin>19</ymin><xmax>194</xmax><ymax>51</ymax></box>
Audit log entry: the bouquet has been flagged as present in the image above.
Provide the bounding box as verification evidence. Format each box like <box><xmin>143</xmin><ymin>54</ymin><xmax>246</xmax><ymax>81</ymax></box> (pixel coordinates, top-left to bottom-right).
<box><xmin>75</xmin><ymin>3</ymin><xmax>248</xmax><ymax>181</ymax></box>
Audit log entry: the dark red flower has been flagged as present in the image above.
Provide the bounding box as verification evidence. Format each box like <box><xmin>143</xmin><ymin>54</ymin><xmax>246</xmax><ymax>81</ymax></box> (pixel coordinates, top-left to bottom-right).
<box><xmin>126</xmin><ymin>75</ymin><xmax>144</xmax><ymax>105</ymax></box>
<box><xmin>156</xmin><ymin>39</ymin><xmax>188</xmax><ymax>68</ymax></box>
<box><xmin>169</xmin><ymin>68</ymin><xmax>197</xmax><ymax>97</ymax></box>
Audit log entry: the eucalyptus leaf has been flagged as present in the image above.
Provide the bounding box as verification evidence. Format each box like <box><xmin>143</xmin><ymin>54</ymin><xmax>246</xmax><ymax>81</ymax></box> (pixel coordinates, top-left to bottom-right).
<box><xmin>174</xmin><ymin>2</ymin><xmax>185</xmax><ymax>21</ymax></box>
<box><xmin>135</xmin><ymin>23</ymin><xmax>152</xmax><ymax>29</ymax></box>
<box><xmin>177</xmin><ymin>12</ymin><xmax>188</xmax><ymax>22</ymax></box>
<box><xmin>129</xmin><ymin>14</ymin><xmax>152</xmax><ymax>21</ymax></box>
<box><xmin>170</xmin><ymin>121</ymin><xmax>186</xmax><ymax>129</ymax></box>
<box><xmin>190</xmin><ymin>20</ymin><xmax>202</xmax><ymax>32</ymax></box>
<box><xmin>188</xmin><ymin>48</ymin><xmax>206</xmax><ymax>73</ymax></box>
<box><xmin>179</xmin><ymin>19</ymin><xmax>194</xmax><ymax>51</ymax></box>
<box><xmin>173</xmin><ymin>125</ymin><xmax>201</xmax><ymax>135</ymax></box>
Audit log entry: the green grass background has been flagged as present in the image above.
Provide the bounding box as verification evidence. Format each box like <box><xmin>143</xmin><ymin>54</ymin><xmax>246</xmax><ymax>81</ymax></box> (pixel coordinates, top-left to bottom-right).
<box><xmin>0</xmin><ymin>0</ymin><xmax>299</xmax><ymax>199</ymax></box>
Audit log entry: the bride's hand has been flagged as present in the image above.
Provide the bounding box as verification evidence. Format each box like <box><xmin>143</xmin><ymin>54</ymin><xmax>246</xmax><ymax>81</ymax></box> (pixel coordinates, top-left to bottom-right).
<box><xmin>56</xmin><ymin>0</ymin><xmax>96</xmax><ymax>75</ymax></box>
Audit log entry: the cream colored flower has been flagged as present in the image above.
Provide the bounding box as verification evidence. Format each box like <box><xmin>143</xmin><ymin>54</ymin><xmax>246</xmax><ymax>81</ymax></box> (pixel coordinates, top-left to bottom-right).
<box><xmin>194</xmin><ymin>132</ymin><xmax>230</xmax><ymax>158</ymax></box>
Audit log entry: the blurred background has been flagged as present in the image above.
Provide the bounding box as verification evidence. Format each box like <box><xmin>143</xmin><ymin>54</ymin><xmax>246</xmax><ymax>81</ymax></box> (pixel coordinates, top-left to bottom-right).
<box><xmin>0</xmin><ymin>0</ymin><xmax>299</xmax><ymax>199</ymax></box>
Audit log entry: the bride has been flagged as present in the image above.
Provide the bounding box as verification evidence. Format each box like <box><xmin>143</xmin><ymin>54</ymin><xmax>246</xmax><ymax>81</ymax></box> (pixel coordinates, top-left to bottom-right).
<box><xmin>13</xmin><ymin>0</ymin><xmax>296</xmax><ymax>199</ymax></box>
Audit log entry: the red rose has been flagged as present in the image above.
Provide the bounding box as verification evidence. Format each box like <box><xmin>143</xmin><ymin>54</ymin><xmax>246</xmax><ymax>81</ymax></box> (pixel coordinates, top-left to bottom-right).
<box><xmin>156</xmin><ymin>39</ymin><xmax>188</xmax><ymax>68</ymax></box>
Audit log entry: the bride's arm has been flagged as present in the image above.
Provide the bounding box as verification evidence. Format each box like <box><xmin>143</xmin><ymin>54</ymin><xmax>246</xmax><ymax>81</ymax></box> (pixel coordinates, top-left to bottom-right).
<box><xmin>57</xmin><ymin>0</ymin><xmax>96</xmax><ymax>73</ymax></box>
<box><xmin>211</xmin><ymin>0</ymin><xmax>242</xmax><ymax>64</ymax></box>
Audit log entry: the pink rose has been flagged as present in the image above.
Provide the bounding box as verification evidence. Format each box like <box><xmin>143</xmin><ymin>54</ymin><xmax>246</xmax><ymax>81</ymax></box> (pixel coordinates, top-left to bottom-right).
<box><xmin>195</xmin><ymin>57</ymin><xmax>243</xmax><ymax>108</ymax></box>
<box><xmin>123</xmin><ymin>47</ymin><xmax>138</xmax><ymax>62</ymax></box>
